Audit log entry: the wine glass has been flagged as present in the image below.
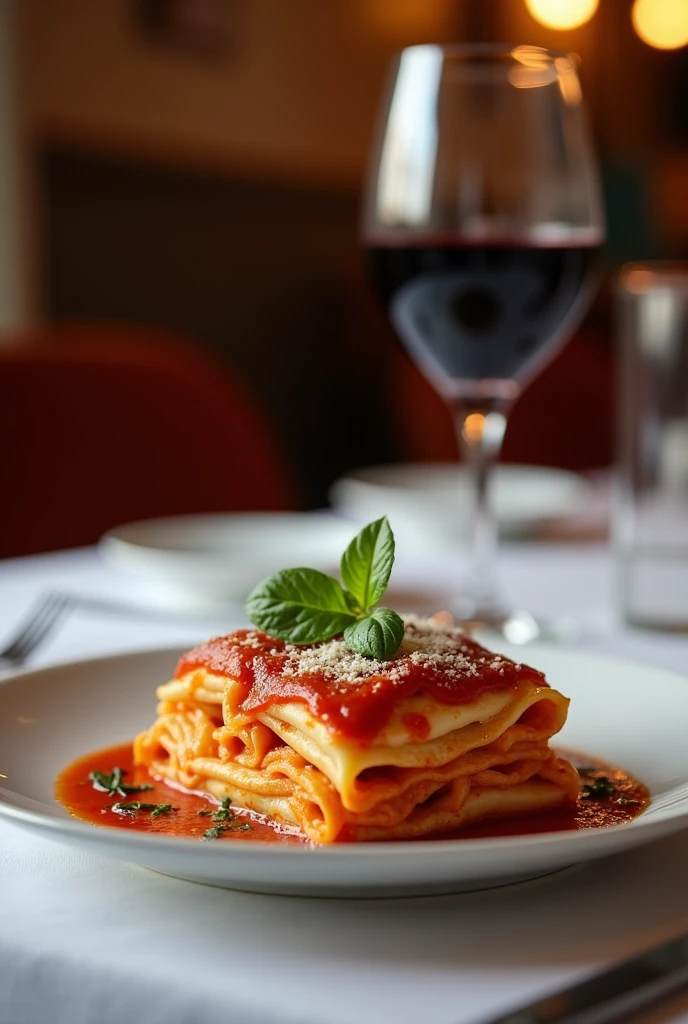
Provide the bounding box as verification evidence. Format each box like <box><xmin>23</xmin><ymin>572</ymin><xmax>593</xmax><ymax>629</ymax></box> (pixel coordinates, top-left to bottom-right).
<box><xmin>363</xmin><ymin>44</ymin><xmax>605</xmax><ymax>638</ymax></box>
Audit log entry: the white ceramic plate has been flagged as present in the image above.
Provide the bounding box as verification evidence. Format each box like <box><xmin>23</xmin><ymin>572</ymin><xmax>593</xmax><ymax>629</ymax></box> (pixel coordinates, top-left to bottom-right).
<box><xmin>330</xmin><ymin>464</ymin><xmax>591</xmax><ymax>546</ymax></box>
<box><xmin>2</xmin><ymin>645</ymin><xmax>688</xmax><ymax>897</ymax></box>
<box><xmin>99</xmin><ymin>513</ymin><xmax>356</xmax><ymax>609</ymax></box>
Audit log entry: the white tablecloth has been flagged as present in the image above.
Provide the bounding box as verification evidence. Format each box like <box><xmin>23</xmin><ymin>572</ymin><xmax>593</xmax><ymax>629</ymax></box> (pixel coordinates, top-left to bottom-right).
<box><xmin>2</xmin><ymin>543</ymin><xmax>688</xmax><ymax>1024</ymax></box>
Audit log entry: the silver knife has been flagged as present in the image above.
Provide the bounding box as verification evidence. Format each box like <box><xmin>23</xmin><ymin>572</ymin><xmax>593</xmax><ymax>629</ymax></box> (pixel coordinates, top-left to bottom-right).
<box><xmin>481</xmin><ymin>932</ymin><xmax>688</xmax><ymax>1023</ymax></box>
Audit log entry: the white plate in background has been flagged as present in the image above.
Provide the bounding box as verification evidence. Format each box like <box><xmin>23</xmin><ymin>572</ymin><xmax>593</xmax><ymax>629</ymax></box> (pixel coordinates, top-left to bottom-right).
<box><xmin>2</xmin><ymin>644</ymin><xmax>688</xmax><ymax>897</ymax></box>
<box><xmin>99</xmin><ymin>512</ymin><xmax>357</xmax><ymax>609</ymax></box>
<box><xmin>330</xmin><ymin>463</ymin><xmax>592</xmax><ymax>547</ymax></box>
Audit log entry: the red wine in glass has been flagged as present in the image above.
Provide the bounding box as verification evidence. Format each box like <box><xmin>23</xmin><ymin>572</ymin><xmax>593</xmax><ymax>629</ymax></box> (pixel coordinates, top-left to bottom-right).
<box><xmin>366</xmin><ymin>238</ymin><xmax>600</xmax><ymax>389</ymax></box>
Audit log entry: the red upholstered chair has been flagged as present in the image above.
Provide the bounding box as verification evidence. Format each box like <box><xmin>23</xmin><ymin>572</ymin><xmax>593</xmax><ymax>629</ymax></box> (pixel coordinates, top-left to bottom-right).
<box><xmin>0</xmin><ymin>325</ymin><xmax>296</xmax><ymax>558</ymax></box>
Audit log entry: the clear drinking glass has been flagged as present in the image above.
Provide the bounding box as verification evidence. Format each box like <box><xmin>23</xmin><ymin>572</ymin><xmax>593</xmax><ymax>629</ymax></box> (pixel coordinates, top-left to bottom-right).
<box><xmin>363</xmin><ymin>44</ymin><xmax>605</xmax><ymax>632</ymax></box>
<box><xmin>616</xmin><ymin>263</ymin><xmax>688</xmax><ymax>630</ymax></box>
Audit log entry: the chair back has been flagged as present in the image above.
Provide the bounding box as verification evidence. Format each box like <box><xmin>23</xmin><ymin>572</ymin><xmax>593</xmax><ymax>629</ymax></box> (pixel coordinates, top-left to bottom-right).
<box><xmin>0</xmin><ymin>325</ymin><xmax>295</xmax><ymax>557</ymax></box>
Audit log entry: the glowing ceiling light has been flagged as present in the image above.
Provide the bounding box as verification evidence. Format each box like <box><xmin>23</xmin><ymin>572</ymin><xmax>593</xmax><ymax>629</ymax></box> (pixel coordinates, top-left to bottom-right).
<box><xmin>524</xmin><ymin>0</ymin><xmax>599</xmax><ymax>31</ymax></box>
<box><xmin>632</xmin><ymin>0</ymin><xmax>688</xmax><ymax>50</ymax></box>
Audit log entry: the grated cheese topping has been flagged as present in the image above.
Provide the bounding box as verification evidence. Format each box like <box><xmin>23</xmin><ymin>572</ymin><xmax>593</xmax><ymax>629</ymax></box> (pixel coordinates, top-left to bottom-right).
<box><xmin>277</xmin><ymin>616</ymin><xmax>518</xmax><ymax>685</ymax></box>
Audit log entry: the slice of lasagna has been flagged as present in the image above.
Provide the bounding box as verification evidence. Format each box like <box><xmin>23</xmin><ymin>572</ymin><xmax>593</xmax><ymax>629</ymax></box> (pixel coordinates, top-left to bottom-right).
<box><xmin>134</xmin><ymin>617</ymin><xmax>579</xmax><ymax>842</ymax></box>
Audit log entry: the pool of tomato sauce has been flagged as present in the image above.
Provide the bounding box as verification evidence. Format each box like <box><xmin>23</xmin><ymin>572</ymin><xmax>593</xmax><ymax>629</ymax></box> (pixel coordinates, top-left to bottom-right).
<box><xmin>56</xmin><ymin>743</ymin><xmax>305</xmax><ymax>844</ymax></box>
<box><xmin>55</xmin><ymin>743</ymin><xmax>649</xmax><ymax>845</ymax></box>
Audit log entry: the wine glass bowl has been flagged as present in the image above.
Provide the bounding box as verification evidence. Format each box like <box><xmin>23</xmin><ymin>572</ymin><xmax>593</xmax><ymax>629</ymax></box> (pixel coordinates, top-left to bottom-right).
<box><xmin>363</xmin><ymin>44</ymin><xmax>605</xmax><ymax>631</ymax></box>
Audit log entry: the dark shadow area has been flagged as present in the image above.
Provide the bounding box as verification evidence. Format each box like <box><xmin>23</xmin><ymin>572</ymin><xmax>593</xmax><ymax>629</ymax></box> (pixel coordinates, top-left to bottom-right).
<box><xmin>42</xmin><ymin>147</ymin><xmax>396</xmax><ymax>509</ymax></box>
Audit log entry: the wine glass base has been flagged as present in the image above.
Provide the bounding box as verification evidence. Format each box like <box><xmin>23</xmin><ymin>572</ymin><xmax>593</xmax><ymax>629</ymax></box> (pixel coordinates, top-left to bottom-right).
<box><xmin>449</xmin><ymin>598</ymin><xmax>580</xmax><ymax>646</ymax></box>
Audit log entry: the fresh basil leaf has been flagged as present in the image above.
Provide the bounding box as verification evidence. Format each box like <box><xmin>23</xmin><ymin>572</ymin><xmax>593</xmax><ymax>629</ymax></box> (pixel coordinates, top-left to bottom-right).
<box><xmin>340</xmin><ymin>517</ymin><xmax>395</xmax><ymax>615</ymax></box>
<box><xmin>246</xmin><ymin>568</ymin><xmax>356</xmax><ymax>644</ymax></box>
<box><xmin>344</xmin><ymin>588</ymin><xmax>362</xmax><ymax>616</ymax></box>
<box><xmin>343</xmin><ymin>608</ymin><xmax>404</xmax><ymax>661</ymax></box>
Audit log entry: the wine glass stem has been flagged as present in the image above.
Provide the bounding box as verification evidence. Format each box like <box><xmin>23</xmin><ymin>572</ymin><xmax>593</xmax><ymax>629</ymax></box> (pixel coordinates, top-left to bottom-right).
<box><xmin>451</xmin><ymin>400</ymin><xmax>510</xmax><ymax>615</ymax></box>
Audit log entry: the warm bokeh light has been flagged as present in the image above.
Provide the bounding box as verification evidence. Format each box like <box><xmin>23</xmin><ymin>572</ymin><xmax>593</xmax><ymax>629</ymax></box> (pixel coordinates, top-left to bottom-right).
<box><xmin>624</xmin><ymin>269</ymin><xmax>655</xmax><ymax>294</ymax></box>
<box><xmin>511</xmin><ymin>45</ymin><xmax>553</xmax><ymax>68</ymax></box>
<box><xmin>509</xmin><ymin>64</ymin><xmax>557</xmax><ymax>88</ymax></box>
<box><xmin>508</xmin><ymin>49</ymin><xmax>581</xmax><ymax>97</ymax></box>
<box><xmin>555</xmin><ymin>56</ymin><xmax>583</xmax><ymax>105</ymax></box>
<box><xmin>632</xmin><ymin>0</ymin><xmax>688</xmax><ymax>50</ymax></box>
<box><xmin>623</xmin><ymin>264</ymin><xmax>688</xmax><ymax>292</ymax></box>
<box><xmin>524</xmin><ymin>0</ymin><xmax>599</xmax><ymax>31</ymax></box>
<box><xmin>462</xmin><ymin>413</ymin><xmax>485</xmax><ymax>445</ymax></box>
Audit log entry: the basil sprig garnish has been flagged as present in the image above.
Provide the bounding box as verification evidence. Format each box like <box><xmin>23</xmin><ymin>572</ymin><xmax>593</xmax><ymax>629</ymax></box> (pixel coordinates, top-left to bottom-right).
<box><xmin>245</xmin><ymin>516</ymin><xmax>404</xmax><ymax>660</ymax></box>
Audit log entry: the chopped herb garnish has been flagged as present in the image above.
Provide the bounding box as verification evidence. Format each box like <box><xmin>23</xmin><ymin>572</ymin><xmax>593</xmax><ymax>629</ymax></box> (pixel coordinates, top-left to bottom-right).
<box><xmin>111</xmin><ymin>801</ymin><xmax>156</xmax><ymax>815</ymax></box>
<box><xmin>90</xmin><ymin>766</ymin><xmax>125</xmax><ymax>795</ymax></box>
<box><xmin>111</xmin><ymin>801</ymin><xmax>176</xmax><ymax>816</ymax></box>
<box><xmin>581</xmin><ymin>776</ymin><xmax>616</xmax><ymax>800</ymax></box>
<box><xmin>202</xmin><ymin>825</ymin><xmax>224</xmax><ymax>840</ymax></box>
<box><xmin>212</xmin><ymin>797</ymin><xmax>236</xmax><ymax>823</ymax></box>
<box><xmin>211</xmin><ymin>809</ymin><xmax>234</xmax><ymax>822</ymax></box>
<box><xmin>150</xmin><ymin>804</ymin><xmax>175</xmax><ymax>817</ymax></box>
<box><xmin>196</xmin><ymin>808</ymin><xmax>213</xmax><ymax>816</ymax></box>
<box><xmin>89</xmin><ymin>767</ymin><xmax>154</xmax><ymax>798</ymax></box>
<box><xmin>201</xmin><ymin>820</ymin><xmax>251</xmax><ymax>841</ymax></box>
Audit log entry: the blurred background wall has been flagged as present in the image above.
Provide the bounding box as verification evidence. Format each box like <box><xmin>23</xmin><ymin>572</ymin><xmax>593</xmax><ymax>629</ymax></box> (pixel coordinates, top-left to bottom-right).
<box><xmin>0</xmin><ymin>0</ymin><xmax>24</xmax><ymax>329</ymax></box>
<box><xmin>2</xmin><ymin>0</ymin><xmax>687</xmax><ymax>512</ymax></box>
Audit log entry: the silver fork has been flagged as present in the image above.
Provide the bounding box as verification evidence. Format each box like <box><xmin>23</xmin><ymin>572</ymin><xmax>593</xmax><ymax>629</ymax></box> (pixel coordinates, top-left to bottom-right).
<box><xmin>0</xmin><ymin>592</ymin><xmax>75</xmax><ymax>670</ymax></box>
